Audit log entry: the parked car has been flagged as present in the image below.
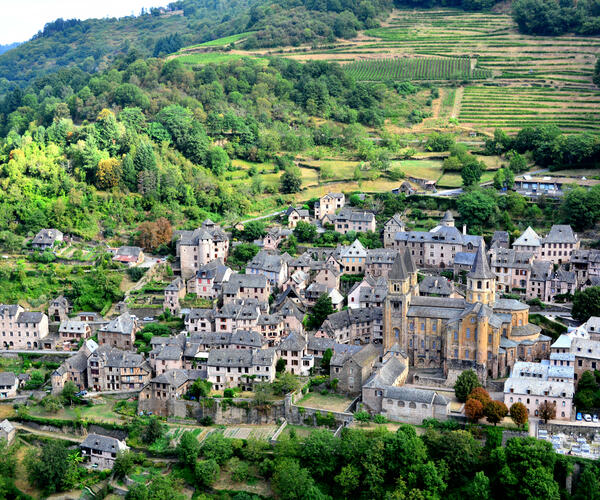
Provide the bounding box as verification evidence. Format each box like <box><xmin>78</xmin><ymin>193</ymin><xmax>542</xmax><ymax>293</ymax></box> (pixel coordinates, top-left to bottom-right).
<box><xmin>593</xmin><ymin>415</ymin><xmax>599</xmax><ymax>423</ymax></box>
<box><xmin>143</xmin><ymin>316</ymin><xmax>154</xmax><ymax>321</ymax></box>
<box><xmin>576</xmin><ymin>412</ymin><xmax>583</xmax><ymax>421</ymax></box>
<box><xmin>584</xmin><ymin>414</ymin><xmax>592</xmax><ymax>422</ymax></box>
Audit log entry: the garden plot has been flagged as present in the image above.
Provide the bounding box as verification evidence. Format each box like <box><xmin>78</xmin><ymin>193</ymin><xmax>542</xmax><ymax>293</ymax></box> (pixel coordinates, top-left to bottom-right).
<box><xmin>220</xmin><ymin>425</ymin><xmax>278</xmax><ymax>440</ymax></box>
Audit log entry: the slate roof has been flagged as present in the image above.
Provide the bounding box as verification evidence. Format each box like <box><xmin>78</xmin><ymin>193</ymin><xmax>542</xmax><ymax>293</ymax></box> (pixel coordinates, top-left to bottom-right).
<box><xmin>510</xmin><ymin>323</ymin><xmax>543</xmax><ymax>337</ymax></box>
<box><xmin>157</xmin><ymin>345</ymin><xmax>183</xmax><ymax>361</ymax></box>
<box><xmin>468</xmin><ymin>241</ymin><xmax>495</xmax><ymax>280</ymax></box>
<box><xmin>17</xmin><ymin>311</ymin><xmax>45</xmax><ymax>324</ymax></box>
<box><xmin>186</xmin><ymin>309</ymin><xmax>215</xmax><ymax>321</ymax></box>
<box><xmin>178</xmin><ymin>220</ymin><xmax>228</xmax><ymax>245</ymax></box>
<box><xmin>363</xmin><ymin>356</ymin><xmax>407</xmax><ymax>389</ymax></box>
<box><xmin>307</xmin><ymin>336</ymin><xmax>335</xmax><ymax>352</ymax></box>
<box><xmin>530</xmin><ymin>260</ymin><xmax>553</xmax><ymax>281</ymax></box>
<box><xmin>513</xmin><ymin>226</ymin><xmax>541</xmax><ymax>247</ymax></box>
<box><xmin>324</xmin><ymin>307</ymin><xmax>383</xmax><ymax>331</ymax></box>
<box><xmin>389</xmin><ymin>252</ymin><xmax>408</xmax><ymax>280</ymax></box>
<box><xmin>193</xmin><ymin>259</ymin><xmax>231</xmax><ymax>282</ymax></box>
<box><xmin>59</xmin><ymin>320</ymin><xmax>89</xmax><ymax>334</ymax></box>
<box><xmin>222</xmin><ymin>273</ymin><xmax>268</xmax><ymax>294</ymax></box>
<box><xmin>383</xmin><ymin>386</ymin><xmax>447</xmax><ymax>405</ymax></box>
<box><xmin>278</xmin><ymin>332</ymin><xmax>307</xmax><ymax>352</ymax></box>
<box><xmin>247</xmin><ymin>250</ymin><xmax>286</xmax><ymax>274</ymax></box>
<box><xmin>152</xmin><ymin>369</ymin><xmax>189</xmax><ymax>387</ymax></box>
<box><xmin>80</xmin><ymin>433</ymin><xmax>127</xmax><ymax>453</ymax></box>
<box><xmin>0</xmin><ymin>419</ymin><xmax>14</xmax><ymax>434</ymax></box>
<box><xmin>454</xmin><ymin>252</ymin><xmax>476</xmax><ymax>266</ymax></box>
<box><xmin>491</xmin><ymin>248</ymin><xmax>533</xmax><ymax>268</ymax></box>
<box><xmin>543</xmin><ymin>225</ymin><xmax>577</xmax><ymax>244</ymax></box>
<box><xmin>419</xmin><ymin>276</ymin><xmax>453</xmax><ymax>296</ymax></box>
<box><xmin>493</xmin><ymin>299</ymin><xmax>529</xmax><ymax>311</ymax></box>
<box><xmin>0</xmin><ymin>372</ymin><xmax>16</xmax><ymax>386</ymax></box>
<box><xmin>334</xmin><ymin>208</ymin><xmax>375</xmax><ymax>223</ymax></box>
<box><xmin>207</xmin><ymin>348</ymin><xmax>275</xmax><ymax>367</ymax></box>
<box><xmin>100</xmin><ymin>314</ymin><xmax>136</xmax><ymax>335</ymax></box>
<box><xmin>32</xmin><ymin>228</ymin><xmax>63</xmax><ymax>246</ymax></box>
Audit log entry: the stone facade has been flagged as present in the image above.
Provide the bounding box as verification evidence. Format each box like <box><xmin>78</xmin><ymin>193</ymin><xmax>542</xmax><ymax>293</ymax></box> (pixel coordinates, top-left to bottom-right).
<box><xmin>177</xmin><ymin>219</ymin><xmax>229</xmax><ymax>279</ymax></box>
<box><xmin>0</xmin><ymin>305</ymin><xmax>49</xmax><ymax>350</ymax></box>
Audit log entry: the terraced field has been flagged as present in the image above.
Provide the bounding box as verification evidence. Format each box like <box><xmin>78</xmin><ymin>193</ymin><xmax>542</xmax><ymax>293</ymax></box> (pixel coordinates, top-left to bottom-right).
<box><xmin>459</xmin><ymin>86</ymin><xmax>600</xmax><ymax>131</ymax></box>
<box><xmin>173</xmin><ymin>8</ymin><xmax>600</xmax><ymax>133</ymax></box>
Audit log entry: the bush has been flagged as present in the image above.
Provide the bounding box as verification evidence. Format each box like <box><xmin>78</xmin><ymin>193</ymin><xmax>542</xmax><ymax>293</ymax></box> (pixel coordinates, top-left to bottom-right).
<box><xmin>200</xmin><ymin>416</ymin><xmax>214</xmax><ymax>426</ymax></box>
<box><xmin>229</xmin><ymin>457</ymin><xmax>250</xmax><ymax>482</ymax></box>
<box><xmin>223</xmin><ymin>388</ymin><xmax>235</xmax><ymax>398</ymax></box>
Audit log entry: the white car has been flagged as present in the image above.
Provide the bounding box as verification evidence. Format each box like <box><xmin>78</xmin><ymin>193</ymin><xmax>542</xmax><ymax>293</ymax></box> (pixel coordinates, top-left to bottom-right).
<box><xmin>584</xmin><ymin>414</ymin><xmax>593</xmax><ymax>422</ymax></box>
<box><xmin>593</xmin><ymin>415</ymin><xmax>599</xmax><ymax>423</ymax></box>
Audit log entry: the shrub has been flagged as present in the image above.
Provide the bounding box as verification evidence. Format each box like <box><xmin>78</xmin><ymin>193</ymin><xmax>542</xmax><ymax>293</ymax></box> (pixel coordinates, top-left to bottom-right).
<box><xmin>223</xmin><ymin>388</ymin><xmax>235</xmax><ymax>398</ymax></box>
<box><xmin>229</xmin><ymin>457</ymin><xmax>250</xmax><ymax>482</ymax></box>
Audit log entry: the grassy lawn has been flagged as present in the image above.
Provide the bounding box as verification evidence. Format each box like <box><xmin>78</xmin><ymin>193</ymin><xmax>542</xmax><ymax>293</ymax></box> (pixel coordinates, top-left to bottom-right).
<box><xmin>391</xmin><ymin>159</ymin><xmax>443</xmax><ymax>180</ymax></box>
<box><xmin>296</xmin><ymin>392</ymin><xmax>354</xmax><ymax>413</ymax></box>
<box><xmin>28</xmin><ymin>398</ymin><xmax>126</xmax><ymax>423</ymax></box>
<box><xmin>549</xmin><ymin>169</ymin><xmax>600</xmax><ymax>178</ymax></box>
<box><xmin>280</xmin><ymin>424</ymin><xmax>318</xmax><ymax>439</ymax></box>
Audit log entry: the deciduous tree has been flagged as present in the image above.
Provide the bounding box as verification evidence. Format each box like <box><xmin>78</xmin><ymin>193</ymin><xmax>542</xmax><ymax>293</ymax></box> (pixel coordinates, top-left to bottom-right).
<box><xmin>510</xmin><ymin>402</ymin><xmax>529</xmax><ymax>428</ymax></box>
<box><xmin>538</xmin><ymin>401</ymin><xmax>556</xmax><ymax>423</ymax></box>
<box><xmin>484</xmin><ymin>400</ymin><xmax>508</xmax><ymax>426</ymax></box>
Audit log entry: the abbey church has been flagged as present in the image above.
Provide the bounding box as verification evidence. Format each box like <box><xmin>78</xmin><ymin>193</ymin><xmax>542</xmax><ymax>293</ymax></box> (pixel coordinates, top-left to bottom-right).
<box><xmin>383</xmin><ymin>240</ymin><xmax>551</xmax><ymax>381</ymax></box>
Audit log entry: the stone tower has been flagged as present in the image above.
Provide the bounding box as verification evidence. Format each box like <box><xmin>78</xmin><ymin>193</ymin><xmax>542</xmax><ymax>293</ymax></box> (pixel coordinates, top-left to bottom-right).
<box><xmin>440</xmin><ymin>210</ymin><xmax>455</xmax><ymax>228</ymax></box>
<box><xmin>466</xmin><ymin>241</ymin><xmax>496</xmax><ymax>306</ymax></box>
<box><xmin>383</xmin><ymin>251</ymin><xmax>417</xmax><ymax>352</ymax></box>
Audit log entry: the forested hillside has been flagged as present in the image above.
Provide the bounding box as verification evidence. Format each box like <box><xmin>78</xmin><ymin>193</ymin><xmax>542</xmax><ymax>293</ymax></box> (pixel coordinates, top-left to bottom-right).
<box><xmin>0</xmin><ymin>43</ymin><xmax>19</xmax><ymax>56</ymax></box>
<box><xmin>0</xmin><ymin>54</ymin><xmax>412</xmax><ymax>239</ymax></box>
<box><xmin>0</xmin><ymin>0</ymin><xmax>392</xmax><ymax>89</ymax></box>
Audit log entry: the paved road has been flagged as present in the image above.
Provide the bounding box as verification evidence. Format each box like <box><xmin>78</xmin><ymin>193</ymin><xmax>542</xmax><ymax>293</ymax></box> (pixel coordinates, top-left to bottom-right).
<box><xmin>241</xmin><ymin>210</ymin><xmax>286</xmax><ymax>224</ymax></box>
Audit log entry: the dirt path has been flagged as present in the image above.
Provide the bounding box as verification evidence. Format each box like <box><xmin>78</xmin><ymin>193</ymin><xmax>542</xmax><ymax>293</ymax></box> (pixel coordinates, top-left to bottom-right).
<box><xmin>431</xmin><ymin>91</ymin><xmax>442</xmax><ymax>119</ymax></box>
<box><xmin>451</xmin><ymin>86</ymin><xmax>464</xmax><ymax>119</ymax></box>
<box><xmin>13</xmin><ymin>423</ymin><xmax>84</xmax><ymax>442</ymax></box>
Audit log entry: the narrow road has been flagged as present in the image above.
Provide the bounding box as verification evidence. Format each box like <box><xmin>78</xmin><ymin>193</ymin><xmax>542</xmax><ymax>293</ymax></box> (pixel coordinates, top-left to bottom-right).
<box><xmin>0</xmin><ymin>349</ymin><xmax>75</xmax><ymax>355</ymax></box>
<box><xmin>241</xmin><ymin>210</ymin><xmax>286</xmax><ymax>224</ymax></box>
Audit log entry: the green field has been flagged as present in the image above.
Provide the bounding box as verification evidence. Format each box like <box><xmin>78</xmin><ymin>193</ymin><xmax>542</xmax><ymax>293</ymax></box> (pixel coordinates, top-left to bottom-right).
<box><xmin>345</xmin><ymin>57</ymin><xmax>491</xmax><ymax>81</ymax></box>
<box><xmin>176</xmin><ymin>52</ymin><xmax>268</xmax><ymax>66</ymax></box>
<box><xmin>196</xmin><ymin>32</ymin><xmax>255</xmax><ymax>47</ymax></box>
<box><xmin>459</xmin><ymin>86</ymin><xmax>600</xmax><ymax>131</ymax></box>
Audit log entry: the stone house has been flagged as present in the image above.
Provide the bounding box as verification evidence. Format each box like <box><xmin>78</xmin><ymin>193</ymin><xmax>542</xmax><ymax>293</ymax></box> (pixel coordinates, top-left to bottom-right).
<box><xmin>540</xmin><ymin>225</ymin><xmax>579</xmax><ymax>264</ymax></box>
<box><xmin>304</xmin><ymin>283</ymin><xmax>344</xmax><ymax>311</ymax></box>
<box><xmin>317</xmin><ymin>307</ymin><xmax>383</xmax><ymax>344</ymax></box>
<box><xmin>332</xmin><ymin>208</ymin><xmax>376</xmax><ymax>234</ymax></box>
<box><xmin>207</xmin><ymin>348</ymin><xmax>276</xmax><ymax>391</ymax></box>
<box><xmin>365</xmin><ymin>249</ymin><xmax>398</xmax><ymax>278</ymax></box>
<box><xmin>0</xmin><ymin>419</ymin><xmax>15</xmax><ymax>444</ymax></box>
<box><xmin>222</xmin><ymin>273</ymin><xmax>270</xmax><ymax>304</ymax></box>
<box><xmin>361</xmin><ymin>354</ymin><xmax>409</xmax><ymax>414</ymax></box>
<box><xmin>177</xmin><ymin>219</ymin><xmax>229</xmax><ymax>279</ymax></box>
<box><xmin>0</xmin><ymin>305</ymin><xmax>49</xmax><ymax>349</ymax></box>
<box><xmin>138</xmin><ymin>369</ymin><xmax>192</xmax><ymax>416</ymax></box>
<box><xmin>307</xmin><ymin>336</ymin><xmax>336</xmax><ymax>360</ymax></box>
<box><xmin>59</xmin><ymin>320</ymin><xmax>92</xmax><ymax>350</ymax></box>
<box><xmin>286</xmin><ymin>206</ymin><xmax>311</xmax><ymax>228</ymax></box>
<box><xmin>273</xmin><ymin>299</ymin><xmax>305</xmax><ymax>334</ymax></box>
<box><xmin>164</xmin><ymin>277</ymin><xmax>186</xmax><ymax>314</ymax></box>
<box><xmin>0</xmin><ymin>372</ymin><xmax>17</xmax><ymax>398</ymax></box>
<box><xmin>276</xmin><ymin>332</ymin><xmax>314</xmax><ymax>376</ymax></box>
<box><xmin>48</xmin><ymin>295</ymin><xmax>71</xmax><ymax>322</ymax></box>
<box><xmin>98</xmin><ymin>314</ymin><xmax>138</xmax><ymax>351</ymax></box>
<box><xmin>282</xmin><ymin>270</ymin><xmax>309</xmax><ymax>295</ymax></box>
<box><xmin>112</xmin><ymin>246</ymin><xmax>144</xmax><ymax>267</ymax></box>
<box><xmin>80</xmin><ymin>434</ymin><xmax>129</xmax><ymax>470</ymax></box>
<box><xmin>380</xmin><ymin>387</ymin><xmax>449</xmax><ymax>424</ymax></box>
<box><xmin>504</xmin><ymin>361</ymin><xmax>574</xmax><ymax>421</ymax></box>
<box><xmin>512</xmin><ymin>226</ymin><xmax>542</xmax><ymax>256</ymax></box>
<box><xmin>186</xmin><ymin>260</ymin><xmax>232</xmax><ymax>299</ymax></box>
<box><xmin>453</xmin><ymin>252</ymin><xmax>476</xmax><ymax>275</ymax></box>
<box><xmin>314</xmin><ymin>193</ymin><xmax>345</xmax><ymax>220</ymax></box>
<box><xmin>262</xmin><ymin>227</ymin><xmax>292</xmax><ymax>251</ymax></box>
<box><xmin>185</xmin><ymin>309</ymin><xmax>215</xmax><ymax>334</ymax></box>
<box><xmin>490</xmin><ymin>248</ymin><xmax>534</xmax><ymax>294</ymax></box>
<box><xmin>153</xmin><ymin>345</ymin><xmax>184</xmax><ymax>375</ymax></box>
<box><xmin>491</xmin><ymin>230</ymin><xmax>510</xmax><ymax>250</ymax></box>
<box><xmin>313</xmin><ymin>264</ymin><xmax>341</xmax><ymax>290</ymax></box>
<box><xmin>330</xmin><ymin>343</ymin><xmax>382</xmax><ymax>396</ymax></box>
<box><xmin>215</xmin><ymin>300</ymin><xmax>261</xmax><ymax>332</ymax></box>
<box><xmin>246</xmin><ymin>250</ymin><xmax>289</xmax><ymax>287</ymax></box>
<box><xmin>570</xmin><ymin>249</ymin><xmax>600</xmax><ymax>283</ymax></box>
<box><xmin>347</xmin><ymin>276</ymin><xmax>387</xmax><ymax>309</ymax></box>
<box><xmin>32</xmin><ymin>228</ymin><xmax>63</xmax><ymax>250</ymax></box>
<box><xmin>51</xmin><ymin>350</ymin><xmax>89</xmax><ymax>394</ymax></box>
<box><xmin>339</xmin><ymin>239</ymin><xmax>368</xmax><ymax>274</ymax></box>
<box><xmin>383</xmin><ymin>214</ymin><xmax>405</xmax><ymax>248</ymax></box>
<box><xmin>87</xmin><ymin>347</ymin><xmax>151</xmax><ymax>392</ymax></box>
<box><xmin>526</xmin><ymin>261</ymin><xmax>553</xmax><ymax>301</ymax></box>
<box><xmin>257</xmin><ymin>313</ymin><xmax>286</xmax><ymax>346</ymax></box>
